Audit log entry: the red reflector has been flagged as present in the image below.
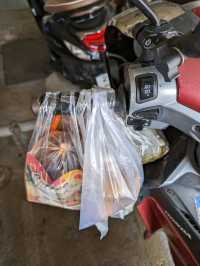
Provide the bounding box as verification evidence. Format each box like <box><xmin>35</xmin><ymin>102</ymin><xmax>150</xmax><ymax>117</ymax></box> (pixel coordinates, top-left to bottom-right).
<box><xmin>193</xmin><ymin>7</ymin><xmax>200</xmax><ymax>18</ymax></box>
<box><xmin>83</xmin><ymin>29</ymin><xmax>106</xmax><ymax>52</ymax></box>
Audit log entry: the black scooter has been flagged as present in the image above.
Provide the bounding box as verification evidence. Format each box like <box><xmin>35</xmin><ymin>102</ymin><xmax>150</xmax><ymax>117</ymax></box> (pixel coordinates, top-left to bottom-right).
<box><xmin>27</xmin><ymin>0</ymin><xmax>121</xmax><ymax>87</ymax></box>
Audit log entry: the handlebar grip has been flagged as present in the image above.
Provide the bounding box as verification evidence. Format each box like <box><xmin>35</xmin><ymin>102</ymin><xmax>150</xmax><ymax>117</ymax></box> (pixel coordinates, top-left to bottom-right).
<box><xmin>154</xmin><ymin>45</ymin><xmax>183</xmax><ymax>81</ymax></box>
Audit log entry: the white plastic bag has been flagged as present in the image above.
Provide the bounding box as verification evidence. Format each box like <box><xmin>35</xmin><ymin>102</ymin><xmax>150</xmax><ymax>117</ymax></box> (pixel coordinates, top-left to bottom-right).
<box><xmin>79</xmin><ymin>89</ymin><xmax>144</xmax><ymax>238</ymax></box>
<box><xmin>76</xmin><ymin>89</ymin><xmax>116</xmax><ymax>167</ymax></box>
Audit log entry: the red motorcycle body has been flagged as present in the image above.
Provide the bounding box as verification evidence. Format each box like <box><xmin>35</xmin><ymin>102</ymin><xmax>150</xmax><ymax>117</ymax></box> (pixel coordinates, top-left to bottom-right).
<box><xmin>138</xmin><ymin>53</ymin><xmax>200</xmax><ymax>266</ymax></box>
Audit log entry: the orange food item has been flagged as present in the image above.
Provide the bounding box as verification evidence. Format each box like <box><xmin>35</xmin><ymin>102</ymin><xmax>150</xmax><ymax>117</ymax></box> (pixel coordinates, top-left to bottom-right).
<box><xmin>50</xmin><ymin>115</ymin><xmax>62</xmax><ymax>132</ymax></box>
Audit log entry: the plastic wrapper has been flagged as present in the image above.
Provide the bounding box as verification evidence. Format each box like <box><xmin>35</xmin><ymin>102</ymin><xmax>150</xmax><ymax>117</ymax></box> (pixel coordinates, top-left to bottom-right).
<box><xmin>79</xmin><ymin>89</ymin><xmax>144</xmax><ymax>238</ymax></box>
<box><xmin>25</xmin><ymin>92</ymin><xmax>82</xmax><ymax>209</ymax></box>
<box><xmin>127</xmin><ymin>128</ymin><xmax>169</xmax><ymax>164</ymax></box>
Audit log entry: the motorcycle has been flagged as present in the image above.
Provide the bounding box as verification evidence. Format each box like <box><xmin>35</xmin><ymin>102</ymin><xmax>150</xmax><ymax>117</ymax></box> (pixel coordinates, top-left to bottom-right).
<box><xmin>105</xmin><ymin>0</ymin><xmax>200</xmax><ymax>265</ymax></box>
<box><xmin>28</xmin><ymin>0</ymin><xmax>200</xmax><ymax>264</ymax></box>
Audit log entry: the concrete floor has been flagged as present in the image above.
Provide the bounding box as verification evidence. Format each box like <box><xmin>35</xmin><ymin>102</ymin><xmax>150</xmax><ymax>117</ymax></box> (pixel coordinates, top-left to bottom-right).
<box><xmin>0</xmin><ymin>134</ymin><xmax>174</xmax><ymax>266</ymax></box>
<box><xmin>0</xmin><ymin>136</ymin><xmax>174</xmax><ymax>266</ymax></box>
<box><xmin>0</xmin><ymin>0</ymin><xmax>28</xmax><ymax>9</ymax></box>
<box><xmin>0</xmin><ymin>7</ymin><xmax>174</xmax><ymax>266</ymax></box>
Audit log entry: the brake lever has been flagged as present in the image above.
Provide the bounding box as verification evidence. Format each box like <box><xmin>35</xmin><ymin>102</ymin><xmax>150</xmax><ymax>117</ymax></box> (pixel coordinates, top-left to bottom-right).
<box><xmin>154</xmin><ymin>44</ymin><xmax>183</xmax><ymax>82</ymax></box>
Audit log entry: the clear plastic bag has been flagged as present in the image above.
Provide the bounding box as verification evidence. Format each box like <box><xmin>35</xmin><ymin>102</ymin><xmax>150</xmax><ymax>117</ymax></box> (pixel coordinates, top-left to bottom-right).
<box><xmin>25</xmin><ymin>92</ymin><xmax>82</xmax><ymax>209</ymax></box>
<box><xmin>79</xmin><ymin>89</ymin><xmax>144</xmax><ymax>238</ymax></box>
<box><xmin>76</xmin><ymin>90</ymin><xmax>92</xmax><ymax>167</ymax></box>
<box><xmin>127</xmin><ymin>128</ymin><xmax>169</xmax><ymax>164</ymax></box>
<box><xmin>76</xmin><ymin>89</ymin><xmax>116</xmax><ymax>167</ymax></box>
<box><xmin>76</xmin><ymin>90</ymin><xmax>169</xmax><ymax>166</ymax></box>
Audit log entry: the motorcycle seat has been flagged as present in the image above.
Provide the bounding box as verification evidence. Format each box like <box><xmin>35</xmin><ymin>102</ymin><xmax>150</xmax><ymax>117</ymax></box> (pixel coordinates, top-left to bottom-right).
<box><xmin>44</xmin><ymin>0</ymin><xmax>102</xmax><ymax>14</ymax></box>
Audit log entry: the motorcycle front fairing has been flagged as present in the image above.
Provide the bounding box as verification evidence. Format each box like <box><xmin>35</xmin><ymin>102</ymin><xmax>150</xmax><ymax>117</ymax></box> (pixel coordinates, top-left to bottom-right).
<box><xmin>138</xmin><ymin>137</ymin><xmax>200</xmax><ymax>266</ymax></box>
<box><xmin>136</xmin><ymin>56</ymin><xmax>200</xmax><ymax>264</ymax></box>
<box><xmin>134</xmin><ymin>6</ymin><xmax>200</xmax><ymax>266</ymax></box>
<box><xmin>106</xmin><ymin>1</ymin><xmax>200</xmax><ymax>264</ymax></box>
<box><xmin>135</xmin><ymin>14</ymin><xmax>200</xmax><ymax>264</ymax></box>
<box><xmin>135</xmin><ymin>16</ymin><xmax>200</xmax><ymax>266</ymax></box>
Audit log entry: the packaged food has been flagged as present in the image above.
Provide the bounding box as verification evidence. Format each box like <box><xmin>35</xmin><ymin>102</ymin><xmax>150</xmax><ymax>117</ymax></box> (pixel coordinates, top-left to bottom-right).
<box><xmin>25</xmin><ymin>92</ymin><xmax>82</xmax><ymax>209</ymax></box>
<box><xmin>127</xmin><ymin>128</ymin><xmax>169</xmax><ymax>164</ymax></box>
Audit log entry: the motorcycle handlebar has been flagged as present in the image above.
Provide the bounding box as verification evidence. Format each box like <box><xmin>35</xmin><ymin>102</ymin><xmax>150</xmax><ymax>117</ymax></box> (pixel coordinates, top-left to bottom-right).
<box><xmin>155</xmin><ymin>23</ymin><xmax>200</xmax><ymax>81</ymax></box>
<box><xmin>170</xmin><ymin>23</ymin><xmax>200</xmax><ymax>58</ymax></box>
<box><xmin>129</xmin><ymin>0</ymin><xmax>200</xmax><ymax>81</ymax></box>
<box><xmin>130</xmin><ymin>0</ymin><xmax>200</xmax><ymax>58</ymax></box>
